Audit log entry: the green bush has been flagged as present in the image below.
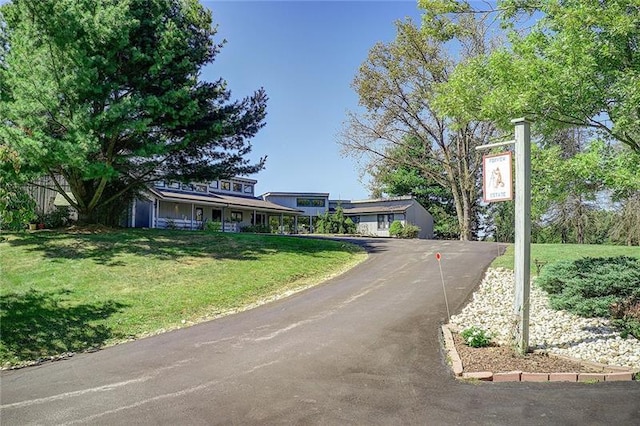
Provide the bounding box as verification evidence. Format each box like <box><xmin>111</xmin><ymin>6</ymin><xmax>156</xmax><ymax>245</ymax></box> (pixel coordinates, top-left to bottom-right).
<box><xmin>389</xmin><ymin>221</ymin><xmax>420</xmax><ymax>238</ymax></box>
<box><xmin>537</xmin><ymin>257</ymin><xmax>640</xmax><ymax>327</ymax></box>
<box><xmin>204</xmin><ymin>221</ymin><xmax>221</xmax><ymax>232</ymax></box>
<box><xmin>0</xmin><ymin>183</ymin><xmax>37</xmax><ymax>231</ymax></box>
<box><xmin>315</xmin><ymin>207</ymin><xmax>357</xmax><ymax>235</ymax></box>
<box><xmin>402</xmin><ymin>223</ymin><xmax>420</xmax><ymax>239</ymax></box>
<box><xmin>611</xmin><ymin>298</ymin><xmax>640</xmax><ymax>339</ymax></box>
<box><xmin>460</xmin><ymin>326</ymin><xmax>492</xmax><ymax>348</ymax></box>
<box><xmin>389</xmin><ymin>220</ymin><xmax>404</xmax><ymax>237</ymax></box>
<box><xmin>240</xmin><ymin>224</ymin><xmax>271</xmax><ymax>234</ymax></box>
<box><xmin>40</xmin><ymin>206</ymin><xmax>72</xmax><ymax>229</ymax></box>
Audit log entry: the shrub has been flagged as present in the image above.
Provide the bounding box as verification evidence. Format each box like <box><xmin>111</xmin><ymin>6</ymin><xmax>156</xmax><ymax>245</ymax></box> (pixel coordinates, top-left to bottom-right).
<box><xmin>402</xmin><ymin>223</ymin><xmax>420</xmax><ymax>239</ymax></box>
<box><xmin>204</xmin><ymin>220</ymin><xmax>221</xmax><ymax>232</ymax></box>
<box><xmin>0</xmin><ymin>183</ymin><xmax>37</xmax><ymax>231</ymax></box>
<box><xmin>315</xmin><ymin>207</ymin><xmax>357</xmax><ymax>235</ymax></box>
<box><xmin>610</xmin><ymin>298</ymin><xmax>640</xmax><ymax>339</ymax></box>
<box><xmin>240</xmin><ymin>224</ymin><xmax>271</xmax><ymax>234</ymax></box>
<box><xmin>41</xmin><ymin>206</ymin><xmax>72</xmax><ymax>229</ymax></box>
<box><xmin>389</xmin><ymin>221</ymin><xmax>420</xmax><ymax>238</ymax></box>
<box><xmin>536</xmin><ymin>256</ymin><xmax>640</xmax><ymax>318</ymax></box>
<box><xmin>460</xmin><ymin>326</ymin><xmax>492</xmax><ymax>348</ymax></box>
<box><xmin>389</xmin><ymin>220</ymin><xmax>404</xmax><ymax>237</ymax></box>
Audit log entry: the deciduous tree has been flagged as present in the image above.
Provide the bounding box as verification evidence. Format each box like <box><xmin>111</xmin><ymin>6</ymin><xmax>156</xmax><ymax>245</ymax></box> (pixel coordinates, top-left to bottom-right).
<box><xmin>429</xmin><ymin>0</ymin><xmax>640</xmax><ymax>152</ymax></box>
<box><xmin>339</xmin><ymin>18</ymin><xmax>496</xmax><ymax>240</ymax></box>
<box><xmin>367</xmin><ymin>138</ymin><xmax>459</xmax><ymax>239</ymax></box>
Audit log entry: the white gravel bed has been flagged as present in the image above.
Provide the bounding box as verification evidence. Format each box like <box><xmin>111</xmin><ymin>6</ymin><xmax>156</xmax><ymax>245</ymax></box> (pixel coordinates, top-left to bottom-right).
<box><xmin>449</xmin><ymin>268</ymin><xmax>640</xmax><ymax>370</ymax></box>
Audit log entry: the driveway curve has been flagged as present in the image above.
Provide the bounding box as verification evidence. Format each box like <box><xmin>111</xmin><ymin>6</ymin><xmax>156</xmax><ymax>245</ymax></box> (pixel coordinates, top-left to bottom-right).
<box><xmin>2</xmin><ymin>238</ymin><xmax>638</xmax><ymax>425</ymax></box>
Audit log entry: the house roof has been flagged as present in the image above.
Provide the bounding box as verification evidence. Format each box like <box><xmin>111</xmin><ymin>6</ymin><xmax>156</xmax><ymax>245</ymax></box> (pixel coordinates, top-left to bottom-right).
<box><xmin>340</xmin><ymin>204</ymin><xmax>413</xmax><ymax>215</ymax></box>
<box><xmin>261</xmin><ymin>192</ymin><xmax>330</xmax><ymax>198</ymax></box>
<box><xmin>149</xmin><ymin>188</ymin><xmax>303</xmax><ymax>215</ymax></box>
<box><xmin>329</xmin><ymin>195</ymin><xmax>414</xmax><ymax>204</ymax></box>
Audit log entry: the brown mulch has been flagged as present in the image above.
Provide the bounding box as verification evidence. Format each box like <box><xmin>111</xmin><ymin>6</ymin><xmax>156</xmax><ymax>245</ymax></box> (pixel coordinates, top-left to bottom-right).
<box><xmin>452</xmin><ymin>333</ymin><xmax>606</xmax><ymax>374</ymax></box>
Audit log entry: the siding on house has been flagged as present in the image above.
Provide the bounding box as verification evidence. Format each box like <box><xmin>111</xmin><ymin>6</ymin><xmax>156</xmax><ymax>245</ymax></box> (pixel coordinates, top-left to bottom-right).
<box><xmin>25</xmin><ymin>174</ymin><xmax>434</xmax><ymax>238</ymax></box>
<box><xmin>24</xmin><ymin>175</ymin><xmax>72</xmax><ymax>214</ymax></box>
<box><xmin>261</xmin><ymin>192</ymin><xmax>330</xmax><ymax>217</ymax></box>
<box><xmin>329</xmin><ymin>196</ymin><xmax>434</xmax><ymax>239</ymax></box>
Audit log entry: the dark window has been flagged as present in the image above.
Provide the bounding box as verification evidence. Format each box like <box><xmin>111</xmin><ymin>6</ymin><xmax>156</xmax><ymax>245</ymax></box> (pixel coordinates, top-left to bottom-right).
<box><xmin>377</xmin><ymin>214</ymin><xmax>394</xmax><ymax>230</ymax></box>
<box><xmin>221</xmin><ymin>181</ymin><xmax>231</xmax><ymax>191</ymax></box>
<box><xmin>212</xmin><ymin>209</ymin><xmax>222</xmax><ymax>222</ymax></box>
<box><xmin>231</xmin><ymin>211</ymin><xmax>243</xmax><ymax>222</ymax></box>
<box><xmin>251</xmin><ymin>213</ymin><xmax>265</xmax><ymax>225</ymax></box>
<box><xmin>296</xmin><ymin>198</ymin><xmax>325</xmax><ymax>207</ymax></box>
<box><xmin>233</xmin><ymin>182</ymin><xmax>243</xmax><ymax>192</ymax></box>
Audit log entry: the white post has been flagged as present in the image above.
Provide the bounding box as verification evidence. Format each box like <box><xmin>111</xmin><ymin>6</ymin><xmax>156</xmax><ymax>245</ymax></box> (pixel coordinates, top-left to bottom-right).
<box><xmin>131</xmin><ymin>199</ymin><xmax>137</xmax><ymax>228</ymax></box>
<box><xmin>512</xmin><ymin>118</ymin><xmax>532</xmax><ymax>354</ymax></box>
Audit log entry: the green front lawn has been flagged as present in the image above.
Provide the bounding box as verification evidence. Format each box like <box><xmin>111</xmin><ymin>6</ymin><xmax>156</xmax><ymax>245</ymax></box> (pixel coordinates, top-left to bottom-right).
<box><xmin>0</xmin><ymin>229</ymin><xmax>366</xmax><ymax>367</ymax></box>
<box><xmin>491</xmin><ymin>243</ymin><xmax>640</xmax><ymax>274</ymax></box>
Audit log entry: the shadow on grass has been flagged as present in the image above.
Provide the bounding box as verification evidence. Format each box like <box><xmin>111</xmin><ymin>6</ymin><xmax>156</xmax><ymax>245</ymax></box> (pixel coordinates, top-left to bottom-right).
<box><xmin>0</xmin><ymin>289</ymin><xmax>126</xmax><ymax>365</ymax></box>
<box><xmin>4</xmin><ymin>229</ymin><xmax>373</xmax><ymax>265</ymax></box>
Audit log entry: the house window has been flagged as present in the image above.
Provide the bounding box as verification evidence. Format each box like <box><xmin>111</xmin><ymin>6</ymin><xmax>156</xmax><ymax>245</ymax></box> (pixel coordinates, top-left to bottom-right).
<box><xmin>296</xmin><ymin>198</ymin><xmax>325</xmax><ymax>207</ymax></box>
<box><xmin>377</xmin><ymin>214</ymin><xmax>394</xmax><ymax>230</ymax></box>
<box><xmin>212</xmin><ymin>209</ymin><xmax>222</xmax><ymax>222</ymax></box>
<box><xmin>231</xmin><ymin>211</ymin><xmax>243</xmax><ymax>222</ymax></box>
<box><xmin>244</xmin><ymin>184</ymin><xmax>253</xmax><ymax>194</ymax></box>
<box><xmin>251</xmin><ymin>213</ymin><xmax>265</xmax><ymax>225</ymax></box>
<box><xmin>221</xmin><ymin>181</ymin><xmax>231</xmax><ymax>191</ymax></box>
<box><xmin>169</xmin><ymin>181</ymin><xmax>180</xmax><ymax>189</ymax></box>
<box><xmin>154</xmin><ymin>181</ymin><xmax>165</xmax><ymax>188</ymax></box>
<box><xmin>232</xmin><ymin>182</ymin><xmax>243</xmax><ymax>192</ymax></box>
<box><xmin>195</xmin><ymin>184</ymin><xmax>207</xmax><ymax>193</ymax></box>
<box><xmin>181</xmin><ymin>183</ymin><xmax>194</xmax><ymax>191</ymax></box>
<box><xmin>195</xmin><ymin>207</ymin><xmax>203</xmax><ymax>221</ymax></box>
<box><xmin>209</xmin><ymin>181</ymin><xmax>219</xmax><ymax>189</ymax></box>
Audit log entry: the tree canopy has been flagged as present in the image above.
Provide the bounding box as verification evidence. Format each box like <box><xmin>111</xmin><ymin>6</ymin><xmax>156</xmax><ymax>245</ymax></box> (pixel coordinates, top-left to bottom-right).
<box><xmin>0</xmin><ymin>0</ymin><xmax>267</xmax><ymax>224</ymax></box>
<box><xmin>339</xmin><ymin>18</ymin><xmax>496</xmax><ymax>240</ymax></box>
<box><xmin>428</xmin><ymin>0</ymin><xmax>640</xmax><ymax>152</ymax></box>
<box><xmin>367</xmin><ymin>138</ymin><xmax>459</xmax><ymax>239</ymax></box>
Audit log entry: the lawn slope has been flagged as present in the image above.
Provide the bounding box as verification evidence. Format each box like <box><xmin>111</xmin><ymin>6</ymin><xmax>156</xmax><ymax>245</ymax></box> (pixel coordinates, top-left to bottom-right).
<box><xmin>0</xmin><ymin>230</ymin><xmax>366</xmax><ymax>367</ymax></box>
<box><xmin>491</xmin><ymin>243</ymin><xmax>640</xmax><ymax>274</ymax></box>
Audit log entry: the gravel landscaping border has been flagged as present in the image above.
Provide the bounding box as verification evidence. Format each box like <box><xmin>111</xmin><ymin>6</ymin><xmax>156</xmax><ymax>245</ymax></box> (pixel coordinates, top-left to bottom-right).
<box><xmin>442</xmin><ymin>267</ymin><xmax>640</xmax><ymax>383</ymax></box>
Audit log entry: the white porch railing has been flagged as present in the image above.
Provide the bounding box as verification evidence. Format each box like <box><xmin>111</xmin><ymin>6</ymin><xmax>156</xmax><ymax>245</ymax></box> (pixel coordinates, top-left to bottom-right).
<box><xmin>156</xmin><ymin>217</ymin><xmax>238</xmax><ymax>232</ymax></box>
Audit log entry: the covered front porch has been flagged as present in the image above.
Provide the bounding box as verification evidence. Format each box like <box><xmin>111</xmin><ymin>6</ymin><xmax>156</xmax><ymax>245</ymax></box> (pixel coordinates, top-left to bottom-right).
<box><xmin>132</xmin><ymin>188</ymin><xmax>303</xmax><ymax>233</ymax></box>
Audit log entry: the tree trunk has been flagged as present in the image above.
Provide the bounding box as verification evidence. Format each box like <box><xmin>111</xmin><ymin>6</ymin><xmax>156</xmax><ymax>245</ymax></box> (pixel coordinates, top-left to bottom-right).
<box><xmin>76</xmin><ymin>208</ymin><xmax>98</xmax><ymax>225</ymax></box>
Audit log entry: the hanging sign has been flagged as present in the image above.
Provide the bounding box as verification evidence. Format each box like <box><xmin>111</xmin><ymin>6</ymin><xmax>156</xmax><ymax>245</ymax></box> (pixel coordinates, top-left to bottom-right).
<box><xmin>483</xmin><ymin>152</ymin><xmax>513</xmax><ymax>202</ymax></box>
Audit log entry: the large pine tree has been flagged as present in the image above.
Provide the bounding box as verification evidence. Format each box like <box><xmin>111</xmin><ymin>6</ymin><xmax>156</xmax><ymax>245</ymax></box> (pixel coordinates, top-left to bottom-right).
<box><xmin>0</xmin><ymin>0</ymin><xmax>267</xmax><ymax>224</ymax></box>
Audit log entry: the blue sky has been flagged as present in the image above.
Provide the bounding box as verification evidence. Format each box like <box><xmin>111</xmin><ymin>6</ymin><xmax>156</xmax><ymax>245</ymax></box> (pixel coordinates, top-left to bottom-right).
<box><xmin>201</xmin><ymin>1</ymin><xmax>424</xmax><ymax>199</ymax></box>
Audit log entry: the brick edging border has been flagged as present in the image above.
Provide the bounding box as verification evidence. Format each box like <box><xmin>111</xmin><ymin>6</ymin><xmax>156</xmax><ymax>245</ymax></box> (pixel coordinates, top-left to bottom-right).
<box><xmin>441</xmin><ymin>324</ymin><xmax>638</xmax><ymax>383</ymax></box>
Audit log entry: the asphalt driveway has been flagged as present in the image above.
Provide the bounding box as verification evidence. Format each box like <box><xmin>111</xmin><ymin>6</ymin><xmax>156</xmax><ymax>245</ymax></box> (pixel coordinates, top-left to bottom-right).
<box><xmin>1</xmin><ymin>238</ymin><xmax>638</xmax><ymax>425</ymax></box>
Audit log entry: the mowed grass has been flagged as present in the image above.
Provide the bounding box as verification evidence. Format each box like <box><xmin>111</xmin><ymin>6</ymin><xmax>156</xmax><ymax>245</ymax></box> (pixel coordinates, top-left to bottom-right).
<box><xmin>491</xmin><ymin>243</ymin><xmax>640</xmax><ymax>275</ymax></box>
<box><xmin>0</xmin><ymin>229</ymin><xmax>366</xmax><ymax>367</ymax></box>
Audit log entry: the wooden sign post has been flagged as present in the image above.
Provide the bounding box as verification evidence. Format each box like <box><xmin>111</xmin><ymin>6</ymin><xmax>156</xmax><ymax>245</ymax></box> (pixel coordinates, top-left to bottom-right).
<box><xmin>476</xmin><ymin>118</ymin><xmax>532</xmax><ymax>354</ymax></box>
<box><xmin>512</xmin><ymin>117</ymin><xmax>531</xmax><ymax>355</ymax></box>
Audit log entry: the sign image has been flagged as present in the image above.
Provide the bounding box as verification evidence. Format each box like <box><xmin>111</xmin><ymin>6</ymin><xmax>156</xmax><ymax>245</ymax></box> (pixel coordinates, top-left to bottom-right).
<box><xmin>483</xmin><ymin>152</ymin><xmax>513</xmax><ymax>202</ymax></box>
